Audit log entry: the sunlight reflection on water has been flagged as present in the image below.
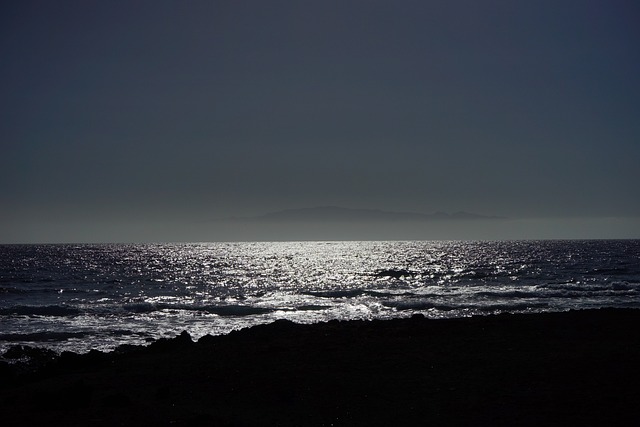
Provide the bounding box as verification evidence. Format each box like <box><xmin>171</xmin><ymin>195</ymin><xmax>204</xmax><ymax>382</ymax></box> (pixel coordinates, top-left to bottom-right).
<box><xmin>1</xmin><ymin>240</ymin><xmax>639</xmax><ymax>353</ymax></box>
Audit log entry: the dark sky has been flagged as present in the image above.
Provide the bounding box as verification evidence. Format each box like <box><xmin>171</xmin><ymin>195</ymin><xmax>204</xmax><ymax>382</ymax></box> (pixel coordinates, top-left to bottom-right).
<box><xmin>2</xmin><ymin>0</ymin><xmax>639</xmax><ymax>242</ymax></box>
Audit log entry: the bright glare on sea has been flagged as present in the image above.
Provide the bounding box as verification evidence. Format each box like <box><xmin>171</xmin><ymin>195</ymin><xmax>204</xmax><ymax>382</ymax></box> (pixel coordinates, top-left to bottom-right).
<box><xmin>1</xmin><ymin>240</ymin><xmax>639</xmax><ymax>354</ymax></box>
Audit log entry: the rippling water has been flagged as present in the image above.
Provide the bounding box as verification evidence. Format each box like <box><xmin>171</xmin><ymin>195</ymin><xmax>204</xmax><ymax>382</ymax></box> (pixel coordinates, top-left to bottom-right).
<box><xmin>1</xmin><ymin>240</ymin><xmax>639</xmax><ymax>354</ymax></box>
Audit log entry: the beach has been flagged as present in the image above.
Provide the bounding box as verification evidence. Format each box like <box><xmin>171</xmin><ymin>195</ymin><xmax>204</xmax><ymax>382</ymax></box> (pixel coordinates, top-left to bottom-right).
<box><xmin>2</xmin><ymin>308</ymin><xmax>640</xmax><ymax>426</ymax></box>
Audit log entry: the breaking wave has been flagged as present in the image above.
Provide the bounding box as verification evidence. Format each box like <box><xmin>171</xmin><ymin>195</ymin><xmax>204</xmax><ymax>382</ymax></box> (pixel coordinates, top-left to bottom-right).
<box><xmin>0</xmin><ymin>305</ymin><xmax>82</xmax><ymax>317</ymax></box>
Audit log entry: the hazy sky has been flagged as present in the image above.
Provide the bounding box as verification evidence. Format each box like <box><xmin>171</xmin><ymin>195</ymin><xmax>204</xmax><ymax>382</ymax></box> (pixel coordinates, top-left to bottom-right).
<box><xmin>2</xmin><ymin>1</ymin><xmax>639</xmax><ymax>242</ymax></box>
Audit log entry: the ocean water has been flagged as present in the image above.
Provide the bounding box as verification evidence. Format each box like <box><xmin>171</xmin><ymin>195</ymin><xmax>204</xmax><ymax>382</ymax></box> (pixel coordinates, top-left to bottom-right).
<box><xmin>1</xmin><ymin>240</ymin><xmax>639</xmax><ymax>355</ymax></box>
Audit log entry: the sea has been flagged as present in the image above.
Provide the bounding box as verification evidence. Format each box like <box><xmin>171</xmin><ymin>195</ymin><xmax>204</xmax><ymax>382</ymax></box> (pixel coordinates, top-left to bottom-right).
<box><xmin>1</xmin><ymin>240</ymin><xmax>639</xmax><ymax>355</ymax></box>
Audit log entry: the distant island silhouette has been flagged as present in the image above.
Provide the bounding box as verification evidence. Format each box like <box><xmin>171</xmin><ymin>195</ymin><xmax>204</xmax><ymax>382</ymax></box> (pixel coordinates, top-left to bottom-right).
<box><xmin>210</xmin><ymin>207</ymin><xmax>507</xmax><ymax>241</ymax></box>
<box><xmin>229</xmin><ymin>206</ymin><xmax>504</xmax><ymax>222</ymax></box>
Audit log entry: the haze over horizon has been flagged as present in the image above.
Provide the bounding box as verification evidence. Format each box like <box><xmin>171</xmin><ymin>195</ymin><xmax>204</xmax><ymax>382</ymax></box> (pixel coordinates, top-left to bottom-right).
<box><xmin>2</xmin><ymin>1</ymin><xmax>639</xmax><ymax>243</ymax></box>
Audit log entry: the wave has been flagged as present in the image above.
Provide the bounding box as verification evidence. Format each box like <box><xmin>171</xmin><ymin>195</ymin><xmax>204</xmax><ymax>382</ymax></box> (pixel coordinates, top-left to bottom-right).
<box><xmin>0</xmin><ymin>305</ymin><xmax>82</xmax><ymax>317</ymax></box>
<box><xmin>301</xmin><ymin>288</ymin><xmax>417</xmax><ymax>299</ymax></box>
<box><xmin>534</xmin><ymin>282</ymin><xmax>640</xmax><ymax>298</ymax></box>
<box><xmin>474</xmin><ymin>290</ymin><xmax>542</xmax><ymax>298</ymax></box>
<box><xmin>0</xmin><ymin>329</ymin><xmax>143</xmax><ymax>345</ymax></box>
<box><xmin>292</xmin><ymin>304</ymin><xmax>331</xmax><ymax>311</ymax></box>
<box><xmin>382</xmin><ymin>300</ymin><xmax>459</xmax><ymax>311</ymax></box>
<box><xmin>113</xmin><ymin>302</ymin><xmax>275</xmax><ymax>317</ymax></box>
<box><xmin>120</xmin><ymin>302</ymin><xmax>159</xmax><ymax>313</ymax></box>
<box><xmin>0</xmin><ymin>286</ymin><xmax>29</xmax><ymax>294</ymax></box>
<box><xmin>0</xmin><ymin>302</ymin><xmax>276</xmax><ymax>318</ymax></box>
<box><xmin>0</xmin><ymin>331</ymin><xmax>89</xmax><ymax>342</ymax></box>
<box><xmin>382</xmin><ymin>300</ymin><xmax>549</xmax><ymax>312</ymax></box>
<box><xmin>198</xmin><ymin>305</ymin><xmax>273</xmax><ymax>316</ymax></box>
<box><xmin>303</xmin><ymin>289</ymin><xmax>366</xmax><ymax>298</ymax></box>
<box><xmin>611</xmin><ymin>281</ymin><xmax>640</xmax><ymax>291</ymax></box>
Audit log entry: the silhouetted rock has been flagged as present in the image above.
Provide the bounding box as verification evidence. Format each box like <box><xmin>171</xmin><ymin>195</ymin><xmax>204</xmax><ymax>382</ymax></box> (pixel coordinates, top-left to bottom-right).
<box><xmin>147</xmin><ymin>330</ymin><xmax>193</xmax><ymax>353</ymax></box>
<box><xmin>57</xmin><ymin>350</ymin><xmax>82</xmax><ymax>367</ymax></box>
<box><xmin>102</xmin><ymin>392</ymin><xmax>132</xmax><ymax>408</ymax></box>
<box><xmin>177</xmin><ymin>330</ymin><xmax>193</xmax><ymax>343</ymax></box>
<box><xmin>2</xmin><ymin>345</ymin><xmax>58</xmax><ymax>375</ymax></box>
<box><xmin>0</xmin><ymin>360</ymin><xmax>16</xmax><ymax>383</ymax></box>
<box><xmin>196</xmin><ymin>333</ymin><xmax>216</xmax><ymax>347</ymax></box>
<box><xmin>3</xmin><ymin>345</ymin><xmax>57</xmax><ymax>362</ymax></box>
<box><xmin>2</xmin><ymin>310</ymin><xmax>640</xmax><ymax>426</ymax></box>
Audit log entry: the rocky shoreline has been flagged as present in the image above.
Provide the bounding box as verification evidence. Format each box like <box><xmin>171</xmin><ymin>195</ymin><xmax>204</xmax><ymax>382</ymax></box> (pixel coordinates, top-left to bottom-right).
<box><xmin>2</xmin><ymin>308</ymin><xmax>640</xmax><ymax>426</ymax></box>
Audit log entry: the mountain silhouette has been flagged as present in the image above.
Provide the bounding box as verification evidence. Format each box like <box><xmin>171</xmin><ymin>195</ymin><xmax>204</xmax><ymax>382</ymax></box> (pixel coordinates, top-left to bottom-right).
<box><xmin>238</xmin><ymin>206</ymin><xmax>502</xmax><ymax>222</ymax></box>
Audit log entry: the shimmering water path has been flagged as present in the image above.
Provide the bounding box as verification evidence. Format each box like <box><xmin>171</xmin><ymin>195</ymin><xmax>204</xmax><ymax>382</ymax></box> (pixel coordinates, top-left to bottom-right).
<box><xmin>1</xmin><ymin>240</ymin><xmax>639</xmax><ymax>354</ymax></box>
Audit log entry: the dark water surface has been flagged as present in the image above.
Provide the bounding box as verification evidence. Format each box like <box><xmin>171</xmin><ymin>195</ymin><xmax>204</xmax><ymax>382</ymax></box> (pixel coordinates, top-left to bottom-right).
<box><xmin>1</xmin><ymin>240</ymin><xmax>639</xmax><ymax>354</ymax></box>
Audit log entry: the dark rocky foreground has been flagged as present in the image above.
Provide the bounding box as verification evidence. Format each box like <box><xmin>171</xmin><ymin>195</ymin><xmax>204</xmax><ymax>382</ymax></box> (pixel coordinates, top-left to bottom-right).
<box><xmin>2</xmin><ymin>309</ymin><xmax>640</xmax><ymax>426</ymax></box>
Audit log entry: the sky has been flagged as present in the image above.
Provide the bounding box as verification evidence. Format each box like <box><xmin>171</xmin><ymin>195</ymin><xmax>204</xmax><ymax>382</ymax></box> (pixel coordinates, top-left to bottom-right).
<box><xmin>1</xmin><ymin>0</ymin><xmax>639</xmax><ymax>242</ymax></box>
